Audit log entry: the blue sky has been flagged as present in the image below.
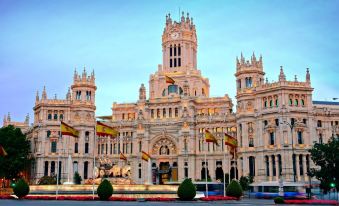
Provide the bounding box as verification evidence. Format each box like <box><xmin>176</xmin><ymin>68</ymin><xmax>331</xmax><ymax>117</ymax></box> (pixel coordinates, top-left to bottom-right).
<box><xmin>1</xmin><ymin>0</ymin><xmax>339</xmax><ymax>123</ymax></box>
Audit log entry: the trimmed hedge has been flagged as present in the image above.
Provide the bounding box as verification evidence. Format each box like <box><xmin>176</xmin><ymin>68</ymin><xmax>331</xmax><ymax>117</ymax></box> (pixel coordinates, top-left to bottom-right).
<box><xmin>226</xmin><ymin>180</ymin><xmax>242</xmax><ymax>198</ymax></box>
<box><xmin>97</xmin><ymin>179</ymin><xmax>113</xmax><ymax>200</ymax></box>
<box><xmin>274</xmin><ymin>196</ymin><xmax>285</xmax><ymax>204</ymax></box>
<box><xmin>177</xmin><ymin>178</ymin><xmax>196</xmax><ymax>201</ymax></box>
<box><xmin>13</xmin><ymin>179</ymin><xmax>30</xmax><ymax>199</ymax></box>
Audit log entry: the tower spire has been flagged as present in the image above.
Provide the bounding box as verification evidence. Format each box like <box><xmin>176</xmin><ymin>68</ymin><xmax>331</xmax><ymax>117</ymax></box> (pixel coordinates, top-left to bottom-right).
<box><xmin>279</xmin><ymin>66</ymin><xmax>286</xmax><ymax>81</ymax></box>
<box><xmin>36</xmin><ymin>90</ymin><xmax>39</xmax><ymax>102</ymax></box>
<box><xmin>42</xmin><ymin>86</ymin><xmax>47</xmax><ymax>100</ymax></box>
<box><xmin>306</xmin><ymin>68</ymin><xmax>311</xmax><ymax>83</ymax></box>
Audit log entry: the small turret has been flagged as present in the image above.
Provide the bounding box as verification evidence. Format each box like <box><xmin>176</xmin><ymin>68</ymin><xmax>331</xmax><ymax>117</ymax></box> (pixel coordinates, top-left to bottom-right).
<box><xmin>25</xmin><ymin>113</ymin><xmax>29</xmax><ymax>125</ymax></box>
<box><xmin>36</xmin><ymin>90</ymin><xmax>39</xmax><ymax>102</ymax></box>
<box><xmin>294</xmin><ymin>75</ymin><xmax>298</xmax><ymax>82</ymax></box>
<box><xmin>306</xmin><ymin>68</ymin><xmax>311</xmax><ymax>83</ymax></box>
<box><xmin>279</xmin><ymin>66</ymin><xmax>286</xmax><ymax>82</ymax></box>
<box><xmin>42</xmin><ymin>86</ymin><xmax>47</xmax><ymax>100</ymax></box>
<box><xmin>66</xmin><ymin>87</ymin><xmax>71</xmax><ymax>100</ymax></box>
<box><xmin>54</xmin><ymin>94</ymin><xmax>57</xmax><ymax>100</ymax></box>
<box><xmin>3</xmin><ymin>114</ymin><xmax>6</xmax><ymax>125</ymax></box>
<box><xmin>7</xmin><ymin>112</ymin><xmax>11</xmax><ymax>122</ymax></box>
<box><xmin>181</xmin><ymin>11</ymin><xmax>185</xmax><ymax>22</ymax></box>
<box><xmin>139</xmin><ymin>83</ymin><xmax>146</xmax><ymax>101</ymax></box>
<box><xmin>82</xmin><ymin>66</ymin><xmax>87</xmax><ymax>81</ymax></box>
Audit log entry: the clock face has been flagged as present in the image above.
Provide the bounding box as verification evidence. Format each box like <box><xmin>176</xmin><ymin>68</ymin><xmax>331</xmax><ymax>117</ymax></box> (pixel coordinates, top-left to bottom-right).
<box><xmin>171</xmin><ymin>32</ymin><xmax>179</xmax><ymax>39</ymax></box>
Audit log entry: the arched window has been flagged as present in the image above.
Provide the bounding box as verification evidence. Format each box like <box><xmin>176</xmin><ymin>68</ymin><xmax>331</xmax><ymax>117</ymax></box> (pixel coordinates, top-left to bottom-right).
<box><xmin>59</xmin><ymin>114</ymin><xmax>64</xmax><ymax>120</ymax></box>
<box><xmin>163</xmin><ymin>108</ymin><xmax>166</xmax><ymax>118</ymax></box>
<box><xmin>73</xmin><ymin>161</ymin><xmax>78</xmax><ymax>173</ymax></box>
<box><xmin>50</xmin><ymin>161</ymin><xmax>55</xmax><ymax>175</ymax></box>
<box><xmin>170</xmin><ymin>45</ymin><xmax>172</xmax><ymax>57</ymax></box>
<box><xmin>54</xmin><ymin>113</ymin><xmax>58</xmax><ymax>120</ymax></box>
<box><xmin>269</xmin><ymin>100</ymin><xmax>273</xmax><ymax>107</ymax></box>
<box><xmin>174</xmin><ymin>44</ymin><xmax>177</xmax><ymax>56</ymax></box>
<box><xmin>44</xmin><ymin>161</ymin><xmax>49</xmax><ymax>176</ymax></box>
<box><xmin>264</xmin><ymin>100</ymin><xmax>267</xmax><ymax>108</ymax></box>
<box><xmin>84</xmin><ymin>161</ymin><xmax>88</xmax><ymax>179</ymax></box>
<box><xmin>265</xmin><ymin>156</ymin><xmax>269</xmax><ymax>176</ymax></box>
<box><xmin>48</xmin><ymin>113</ymin><xmax>52</xmax><ymax>120</ymax></box>
<box><xmin>275</xmin><ymin>99</ymin><xmax>279</xmax><ymax>107</ymax></box>
<box><xmin>249</xmin><ymin>156</ymin><xmax>255</xmax><ymax>176</ymax></box>
<box><xmin>317</xmin><ymin>120</ymin><xmax>322</xmax><ymax>127</ymax></box>
<box><xmin>295</xmin><ymin>99</ymin><xmax>299</xmax><ymax>106</ymax></box>
<box><xmin>162</xmin><ymin>89</ymin><xmax>166</xmax><ymax>96</ymax></box>
<box><xmin>157</xmin><ymin>109</ymin><xmax>160</xmax><ymax>118</ymax></box>
<box><xmin>168</xmin><ymin>85</ymin><xmax>178</xmax><ymax>94</ymax></box>
<box><xmin>175</xmin><ymin>108</ymin><xmax>179</xmax><ymax>117</ymax></box>
<box><xmin>272</xmin><ymin>155</ymin><xmax>276</xmax><ymax>176</ymax></box>
<box><xmin>301</xmin><ymin>99</ymin><xmax>305</xmax><ymax>106</ymax></box>
<box><xmin>289</xmin><ymin>99</ymin><xmax>293</xmax><ymax>106</ymax></box>
<box><xmin>178</xmin><ymin>44</ymin><xmax>181</xmax><ymax>56</ymax></box>
<box><xmin>47</xmin><ymin>130</ymin><xmax>51</xmax><ymax>137</ymax></box>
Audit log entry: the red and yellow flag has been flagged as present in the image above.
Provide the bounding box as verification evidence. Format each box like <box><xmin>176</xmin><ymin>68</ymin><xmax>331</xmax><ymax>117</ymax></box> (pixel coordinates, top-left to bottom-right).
<box><xmin>224</xmin><ymin>133</ymin><xmax>237</xmax><ymax>148</ymax></box>
<box><xmin>0</xmin><ymin>145</ymin><xmax>8</xmax><ymax>157</ymax></box>
<box><xmin>165</xmin><ymin>75</ymin><xmax>175</xmax><ymax>84</ymax></box>
<box><xmin>96</xmin><ymin>121</ymin><xmax>118</xmax><ymax>138</ymax></box>
<box><xmin>120</xmin><ymin>152</ymin><xmax>127</xmax><ymax>161</ymax></box>
<box><xmin>141</xmin><ymin>151</ymin><xmax>151</xmax><ymax>161</ymax></box>
<box><xmin>61</xmin><ymin>121</ymin><xmax>79</xmax><ymax>137</ymax></box>
<box><xmin>229</xmin><ymin>147</ymin><xmax>238</xmax><ymax>159</ymax></box>
<box><xmin>205</xmin><ymin>129</ymin><xmax>219</xmax><ymax>146</ymax></box>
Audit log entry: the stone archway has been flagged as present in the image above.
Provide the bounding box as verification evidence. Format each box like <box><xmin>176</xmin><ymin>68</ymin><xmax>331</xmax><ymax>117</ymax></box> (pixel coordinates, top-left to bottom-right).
<box><xmin>151</xmin><ymin>137</ymin><xmax>177</xmax><ymax>156</ymax></box>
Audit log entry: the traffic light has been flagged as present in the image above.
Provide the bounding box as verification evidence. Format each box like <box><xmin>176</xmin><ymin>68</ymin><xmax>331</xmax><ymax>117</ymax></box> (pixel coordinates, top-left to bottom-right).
<box><xmin>330</xmin><ymin>182</ymin><xmax>336</xmax><ymax>188</ymax></box>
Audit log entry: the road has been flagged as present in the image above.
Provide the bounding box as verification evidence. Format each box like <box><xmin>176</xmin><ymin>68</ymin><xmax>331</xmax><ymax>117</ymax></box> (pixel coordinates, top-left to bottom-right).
<box><xmin>0</xmin><ymin>199</ymin><xmax>277</xmax><ymax>206</ymax></box>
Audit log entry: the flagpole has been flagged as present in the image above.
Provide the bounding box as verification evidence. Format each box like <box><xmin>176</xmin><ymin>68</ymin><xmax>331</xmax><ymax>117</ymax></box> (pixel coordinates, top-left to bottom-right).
<box><xmin>92</xmin><ymin>125</ymin><xmax>96</xmax><ymax>200</ymax></box>
<box><xmin>223</xmin><ymin>142</ymin><xmax>226</xmax><ymax>197</ymax></box>
<box><xmin>228</xmin><ymin>146</ymin><xmax>231</xmax><ymax>184</ymax></box>
<box><xmin>56</xmin><ymin>123</ymin><xmax>61</xmax><ymax>200</ymax></box>
<box><xmin>204</xmin><ymin>141</ymin><xmax>208</xmax><ymax>198</ymax></box>
<box><xmin>234</xmin><ymin>147</ymin><xmax>237</xmax><ymax>180</ymax></box>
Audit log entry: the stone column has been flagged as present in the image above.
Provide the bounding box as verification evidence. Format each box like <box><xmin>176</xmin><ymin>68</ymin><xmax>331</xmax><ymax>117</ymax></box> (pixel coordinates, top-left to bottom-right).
<box><xmin>302</xmin><ymin>154</ymin><xmax>308</xmax><ymax>182</ymax></box>
<box><xmin>275</xmin><ymin>155</ymin><xmax>279</xmax><ymax>181</ymax></box>
<box><xmin>296</xmin><ymin>154</ymin><xmax>300</xmax><ymax>182</ymax></box>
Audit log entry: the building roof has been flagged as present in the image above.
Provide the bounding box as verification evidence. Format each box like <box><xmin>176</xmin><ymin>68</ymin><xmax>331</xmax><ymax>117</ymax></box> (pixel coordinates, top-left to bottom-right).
<box><xmin>313</xmin><ymin>101</ymin><xmax>339</xmax><ymax>106</ymax></box>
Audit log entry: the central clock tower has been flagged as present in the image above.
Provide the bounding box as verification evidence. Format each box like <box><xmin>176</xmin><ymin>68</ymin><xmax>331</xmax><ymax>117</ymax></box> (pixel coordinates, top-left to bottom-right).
<box><xmin>162</xmin><ymin>12</ymin><xmax>197</xmax><ymax>71</ymax></box>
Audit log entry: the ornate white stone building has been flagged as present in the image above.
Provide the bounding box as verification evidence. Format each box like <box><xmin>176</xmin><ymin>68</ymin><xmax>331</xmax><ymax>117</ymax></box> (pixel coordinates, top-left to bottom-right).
<box><xmin>3</xmin><ymin>12</ymin><xmax>339</xmax><ymax>185</ymax></box>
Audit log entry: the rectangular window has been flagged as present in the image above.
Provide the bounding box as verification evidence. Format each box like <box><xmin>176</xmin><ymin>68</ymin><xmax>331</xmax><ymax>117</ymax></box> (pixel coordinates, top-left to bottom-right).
<box><xmin>178</xmin><ymin>58</ymin><xmax>181</xmax><ymax>67</ymax></box>
<box><xmin>170</xmin><ymin>47</ymin><xmax>172</xmax><ymax>57</ymax></box>
<box><xmin>174</xmin><ymin>58</ymin><xmax>177</xmax><ymax>67</ymax></box>
<box><xmin>74</xmin><ymin>142</ymin><xmax>78</xmax><ymax>153</ymax></box>
<box><xmin>174</xmin><ymin>46</ymin><xmax>176</xmax><ymax>56</ymax></box>
<box><xmin>139</xmin><ymin>141</ymin><xmax>142</xmax><ymax>152</ymax></box>
<box><xmin>44</xmin><ymin>161</ymin><xmax>49</xmax><ymax>176</ymax></box>
<box><xmin>269</xmin><ymin>132</ymin><xmax>275</xmax><ymax>145</ymax></box>
<box><xmin>297</xmin><ymin>131</ymin><xmax>303</xmax><ymax>144</ymax></box>
<box><xmin>170</xmin><ymin>59</ymin><xmax>172</xmax><ymax>68</ymax></box>
<box><xmin>51</xmin><ymin>141</ymin><xmax>57</xmax><ymax>153</ymax></box>
<box><xmin>85</xmin><ymin>143</ymin><xmax>89</xmax><ymax>154</ymax></box>
<box><xmin>178</xmin><ymin>46</ymin><xmax>181</xmax><ymax>56</ymax></box>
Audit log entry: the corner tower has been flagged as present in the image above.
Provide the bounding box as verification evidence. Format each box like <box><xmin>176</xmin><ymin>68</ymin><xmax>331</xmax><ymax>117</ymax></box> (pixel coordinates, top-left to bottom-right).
<box><xmin>162</xmin><ymin>12</ymin><xmax>197</xmax><ymax>71</ymax></box>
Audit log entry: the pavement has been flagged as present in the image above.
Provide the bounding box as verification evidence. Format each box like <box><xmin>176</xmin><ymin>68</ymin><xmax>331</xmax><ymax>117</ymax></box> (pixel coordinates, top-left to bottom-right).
<box><xmin>0</xmin><ymin>199</ymin><xmax>278</xmax><ymax>206</ymax></box>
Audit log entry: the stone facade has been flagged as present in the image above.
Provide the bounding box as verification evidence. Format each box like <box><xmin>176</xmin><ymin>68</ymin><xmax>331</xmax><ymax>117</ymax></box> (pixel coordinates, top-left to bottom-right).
<box><xmin>3</xmin><ymin>12</ymin><xmax>339</xmax><ymax>184</ymax></box>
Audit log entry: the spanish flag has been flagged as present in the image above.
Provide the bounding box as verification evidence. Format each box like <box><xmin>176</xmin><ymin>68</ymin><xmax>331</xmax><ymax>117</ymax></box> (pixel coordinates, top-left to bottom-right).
<box><xmin>165</xmin><ymin>75</ymin><xmax>175</xmax><ymax>84</ymax></box>
<box><xmin>96</xmin><ymin>121</ymin><xmax>118</xmax><ymax>138</ymax></box>
<box><xmin>230</xmin><ymin>147</ymin><xmax>238</xmax><ymax>159</ymax></box>
<box><xmin>61</xmin><ymin>121</ymin><xmax>79</xmax><ymax>137</ymax></box>
<box><xmin>205</xmin><ymin>129</ymin><xmax>219</xmax><ymax>146</ymax></box>
<box><xmin>224</xmin><ymin>133</ymin><xmax>237</xmax><ymax>148</ymax></box>
<box><xmin>0</xmin><ymin>145</ymin><xmax>8</xmax><ymax>157</ymax></box>
<box><xmin>120</xmin><ymin>152</ymin><xmax>127</xmax><ymax>161</ymax></box>
<box><xmin>141</xmin><ymin>151</ymin><xmax>151</xmax><ymax>161</ymax></box>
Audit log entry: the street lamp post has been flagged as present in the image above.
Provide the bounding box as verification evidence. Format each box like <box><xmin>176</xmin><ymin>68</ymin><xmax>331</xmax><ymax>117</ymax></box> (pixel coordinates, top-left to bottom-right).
<box><xmin>281</xmin><ymin>120</ymin><xmax>296</xmax><ymax>182</ymax></box>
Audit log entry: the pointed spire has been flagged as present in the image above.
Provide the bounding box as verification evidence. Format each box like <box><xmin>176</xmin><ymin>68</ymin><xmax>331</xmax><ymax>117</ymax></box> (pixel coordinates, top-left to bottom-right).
<box><xmin>294</xmin><ymin>75</ymin><xmax>298</xmax><ymax>82</ymax></box>
<box><xmin>74</xmin><ymin>68</ymin><xmax>78</xmax><ymax>82</ymax></box>
<box><xmin>3</xmin><ymin>114</ymin><xmax>7</xmax><ymax>125</ymax></box>
<box><xmin>54</xmin><ymin>94</ymin><xmax>57</xmax><ymax>100</ymax></box>
<box><xmin>7</xmin><ymin>112</ymin><xmax>11</xmax><ymax>122</ymax></box>
<box><xmin>306</xmin><ymin>68</ymin><xmax>311</xmax><ymax>83</ymax></box>
<box><xmin>25</xmin><ymin>113</ymin><xmax>29</xmax><ymax>124</ymax></box>
<box><xmin>279</xmin><ymin>66</ymin><xmax>286</xmax><ymax>81</ymax></box>
<box><xmin>252</xmin><ymin>52</ymin><xmax>256</xmax><ymax>62</ymax></box>
<box><xmin>66</xmin><ymin>87</ymin><xmax>71</xmax><ymax>100</ymax></box>
<box><xmin>42</xmin><ymin>86</ymin><xmax>47</xmax><ymax>100</ymax></box>
<box><xmin>181</xmin><ymin>11</ymin><xmax>185</xmax><ymax>22</ymax></box>
<box><xmin>191</xmin><ymin>17</ymin><xmax>193</xmax><ymax>25</ymax></box>
<box><xmin>36</xmin><ymin>90</ymin><xmax>39</xmax><ymax>102</ymax></box>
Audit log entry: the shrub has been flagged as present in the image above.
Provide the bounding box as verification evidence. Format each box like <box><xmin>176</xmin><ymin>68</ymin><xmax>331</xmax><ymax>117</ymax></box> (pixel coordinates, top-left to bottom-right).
<box><xmin>73</xmin><ymin>172</ymin><xmax>82</xmax><ymax>184</ymax></box>
<box><xmin>177</xmin><ymin>178</ymin><xmax>196</xmax><ymax>201</ymax></box>
<box><xmin>274</xmin><ymin>197</ymin><xmax>284</xmax><ymax>204</ymax></box>
<box><xmin>97</xmin><ymin>179</ymin><xmax>113</xmax><ymax>200</ymax></box>
<box><xmin>226</xmin><ymin>180</ymin><xmax>243</xmax><ymax>198</ymax></box>
<box><xmin>38</xmin><ymin>176</ymin><xmax>57</xmax><ymax>185</ymax></box>
<box><xmin>13</xmin><ymin>179</ymin><xmax>29</xmax><ymax>199</ymax></box>
<box><xmin>239</xmin><ymin>176</ymin><xmax>250</xmax><ymax>191</ymax></box>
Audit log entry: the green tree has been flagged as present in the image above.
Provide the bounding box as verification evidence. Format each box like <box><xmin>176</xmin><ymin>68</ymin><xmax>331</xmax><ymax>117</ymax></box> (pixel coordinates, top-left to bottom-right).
<box><xmin>0</xmin><ymin>125</ymin><xmax>31</xmax><ymax>179</ymax></box>
<box><xmin>226</xmin><ymin>180</ymin><xmax>243</xmax><ymax>198</ymax></box>
<box><xmin>97</xmin><ymin>179</ymin><xmax>113</xmax><ymax>200</ymax></box>
<box><xmin>177</xmin><ymin>178</ymin><xmax>196</xmax><ymax>201</ymax></box>
<box><xmin>309</xmin><ymin>136</ymin><xmax>339</xmax><ymax>193</ymax></box>
<box><xmin>13</xmin><ymin>179</ymin><xmax>30</xmax><ymax>199</ymax></box>
<box><xmin>73</xmin><ymin>172</ymin><xmax>82</xmax><ymax>184</ymax></box>
<box><xmin>239</xmin><ymin>176</ymin><xmax>250</xmax><ymax>191</ymax></box>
